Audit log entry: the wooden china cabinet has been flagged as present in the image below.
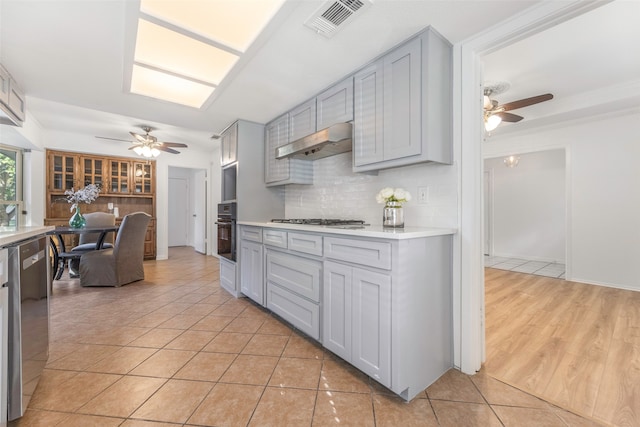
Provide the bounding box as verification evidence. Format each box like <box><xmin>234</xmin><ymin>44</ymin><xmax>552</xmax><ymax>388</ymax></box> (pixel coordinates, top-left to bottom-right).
<box><xmin>46</xmin><ymin>149</ymin><xmax>157</xmax><ymax>259</ymax></box>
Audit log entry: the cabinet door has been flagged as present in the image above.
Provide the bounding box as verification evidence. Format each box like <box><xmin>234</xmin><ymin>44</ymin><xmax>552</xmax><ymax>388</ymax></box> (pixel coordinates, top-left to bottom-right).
<box><xmin>317</xmin><ymin>77</ymin><xmax>354</xmax><ymax>130</ymax></box>
<box><xmin>133</xmin><ymin>162</ymin><xmax>154</xmax><ymax>194</ymax></box>
<box><xmin>382</xmin><ymin>37</ymin><xmax>422</xmax><ymax>161</ymax></box>
<box><xmin>352</xmin><ymin>267</ymin><xmax>391</xmax><ymax>386</ymax></box>
<box><xmin>143</xmin><ymin>219</ymin><xmax>156</xmax><ymax>259</ymax></box>
<box><xmin>289</xmin><ymin>99</ymin><xmax>316</xmax><ymax>141</ymax></box>
<box><xmin>108</xmin><ymin>160</ymin><xmax>131</xmax><ymax>193</ymax></box>
<box><xmin>353</xmin><ymin>61</ymin><xmax>384</xmax><ymax>166</ymax></box>
<box><xmin>240</xmin><ymin>240</ymin><xmax>264</xmax><ymax>305</ymax></box>
<box><xmin>220</xmin><ymin>121</ymin><xmax>238</xmax><ymax>166</ymax></box>
<box><xmin>80</xmin><ymin>157</ymin><xmax>106</xmax><ymax>188</ymax></box>
<box><xmin>7</xmin><ymin>76</ymin><xmax>26</xmax><ymax>122</ymax></box>
<box><xmin>323</xmin><ymin>261</ymin><xmax>352</xmax><ymax>361</ymax></box>
<box><xmin>264</xmin><ymin>114</ymin><xmax>290</xmax><ymax>184</ymax></box>
<box><xmin>49</xmin><ymin>152</ymin><xmax>78</xmax><ymax>191</ymax></box>
<box><xmin>0</xmin><ymin>65</ymin><xmax>9</xmax><ymax>106</ymax></box>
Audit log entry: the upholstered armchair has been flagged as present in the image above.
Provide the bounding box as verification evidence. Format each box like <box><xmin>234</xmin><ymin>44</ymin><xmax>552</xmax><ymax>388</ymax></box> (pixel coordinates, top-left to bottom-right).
<box><xmin>69</xmin><ymin>212</ymin><xmax>116</xmax><ymax>276</ymax></box>
<box><xmin>79</xmin><ymin>212</ymin><xmax>151</xmax><ymax>287</ymax></box>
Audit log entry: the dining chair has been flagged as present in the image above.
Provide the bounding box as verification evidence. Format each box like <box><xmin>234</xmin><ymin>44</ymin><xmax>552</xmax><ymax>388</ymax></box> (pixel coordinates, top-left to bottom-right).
<box><xmin>79</xmin><ymin>212</ymin><xmax>151</xmax><ymax>287</ymax></box>
<box><xmin>68</xmin><ymin>212</ymin><xmax>116</xmax><ymax>276</ymax></box>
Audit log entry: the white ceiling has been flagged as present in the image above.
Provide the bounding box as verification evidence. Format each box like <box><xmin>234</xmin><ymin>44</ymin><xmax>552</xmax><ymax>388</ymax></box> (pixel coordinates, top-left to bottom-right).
<box><xmin>1</xmin><ymin>0</ymin><xmax>638</xmax><ymax>152</ymax></box>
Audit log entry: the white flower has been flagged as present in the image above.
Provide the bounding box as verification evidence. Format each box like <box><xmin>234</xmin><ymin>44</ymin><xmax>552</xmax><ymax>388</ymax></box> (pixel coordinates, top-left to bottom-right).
<box><xmin>376</xmin><ymin>187</ymin><xmax>412</xmax><ymax>204</ymax></box>
<box><xmin>394</xmin><ymin>188</ymin><xmax>407</xmax><ymax>201</ymax></box>
<box><xmin>380</xmin><ymin>187</ymin><xmax>394</xmax><ymax>199</ymax></box>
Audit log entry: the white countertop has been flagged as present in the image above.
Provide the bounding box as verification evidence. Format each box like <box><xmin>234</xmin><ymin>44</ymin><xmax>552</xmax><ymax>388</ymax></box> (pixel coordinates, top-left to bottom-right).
<box><xmin>0</xmin><ymin>226</ymin><xmax>55</xmax><ymax>247</ymax></box>
<box><xmin>237</xmin><ymin>221</ymin><xmax>456</xmax><ymax>240</ymax></box>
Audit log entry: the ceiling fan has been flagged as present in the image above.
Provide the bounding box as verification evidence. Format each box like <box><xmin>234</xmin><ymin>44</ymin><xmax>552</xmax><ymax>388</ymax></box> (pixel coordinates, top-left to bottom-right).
<box><xmin>483</xmin><ymin>82</ymin><xmax>554</xmax><ymax>132</ymax></box>
<box><xmin>96</xmin><ymin>126</ymin><xmax>188</xmax><ymax>157</ymax></box>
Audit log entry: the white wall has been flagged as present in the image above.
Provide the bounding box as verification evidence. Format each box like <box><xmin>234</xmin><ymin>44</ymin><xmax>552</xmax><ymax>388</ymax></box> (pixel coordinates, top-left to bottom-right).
<box><xmin>285</xmin><ymin>152</ymin><xmax>458</xmax><ymax>228</ymax></box>
<box><xmin>483</xmin><ymin>111</ymin><xmax>640</xmax><ymax>290</ymax></box>
<box><xmin>484</xmin><ymin>149</ymin><xmax>565</xmax><ymax>262</ymax></box>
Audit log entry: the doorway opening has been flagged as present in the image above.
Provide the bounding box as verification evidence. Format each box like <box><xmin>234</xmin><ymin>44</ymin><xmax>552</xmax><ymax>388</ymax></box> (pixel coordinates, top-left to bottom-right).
<box><xmin>168</xmin><ymin>166</ymin><xmax>208</xmax><ymax>254</ymax></box>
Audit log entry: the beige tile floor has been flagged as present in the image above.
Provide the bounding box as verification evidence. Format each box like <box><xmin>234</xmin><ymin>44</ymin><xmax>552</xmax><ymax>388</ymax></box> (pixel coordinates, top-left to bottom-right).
<box><xmin>12</xmin><ymin>247</ymin><xmax>604</xmax><ymax>426</ymax></box>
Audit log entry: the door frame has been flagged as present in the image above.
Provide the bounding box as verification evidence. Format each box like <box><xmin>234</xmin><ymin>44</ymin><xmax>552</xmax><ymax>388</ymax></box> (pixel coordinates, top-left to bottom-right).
<box><xmin>454</xmin><ymin>0</ymin><xmax>608</xmax><ymax>373</ymax></box>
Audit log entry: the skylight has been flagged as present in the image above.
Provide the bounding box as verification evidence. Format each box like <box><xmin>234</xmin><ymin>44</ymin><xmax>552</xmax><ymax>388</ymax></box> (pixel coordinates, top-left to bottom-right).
<box><xmin>129</xmin><ymin>0</ymin><xmax>286</xmax><ymax>108</ymax></box>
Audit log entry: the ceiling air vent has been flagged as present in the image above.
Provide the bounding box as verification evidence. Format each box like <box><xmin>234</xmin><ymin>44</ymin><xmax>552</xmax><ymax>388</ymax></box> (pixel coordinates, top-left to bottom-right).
<box><xmin>305</xmin><ymin>0</ymin><xmax>372</xmax><ymax>38</ymax></box>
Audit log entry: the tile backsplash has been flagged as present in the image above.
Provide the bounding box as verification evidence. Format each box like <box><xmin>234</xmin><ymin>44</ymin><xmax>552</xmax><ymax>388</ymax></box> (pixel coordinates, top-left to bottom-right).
<box><xmin>285</xmin><ymin>153</ymin><xmax>457</xmax><ymax>227</ymax></box>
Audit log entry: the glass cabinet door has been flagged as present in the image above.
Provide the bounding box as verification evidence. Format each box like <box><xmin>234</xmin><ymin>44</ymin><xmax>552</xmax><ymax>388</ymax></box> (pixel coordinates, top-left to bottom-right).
<box><xmin>81</xmin><ymin>157</ymin><xmax>105</xmax><ymax>188</ymax></box>
<box><xmin>133</xmin><ymin>162</ymin><xmax>153</xmax><ymax>194</ymax></box>
<box><xmin>109</xmin><ymin>160</ymin><xmax>130</xmax><ymax>193</ymax></box>
<box><xmin>49</xmin><ymin>153</ymin><xmax>77</xmax><ymax>191</ymax></box>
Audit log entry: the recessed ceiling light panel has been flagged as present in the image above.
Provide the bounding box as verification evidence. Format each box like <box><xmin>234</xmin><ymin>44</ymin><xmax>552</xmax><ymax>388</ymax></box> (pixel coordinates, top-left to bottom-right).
<box><xmin>140</xmin><ymin>0</ymin><xmax>286</xmax><ymax>52</ymax></box>
<box><xmin>130</xmin><ymin>65</ymin><xmax>214</xmax><ymax>108</ymax></box>
<box><xmin>135</xmin><ymin>19</ymin><xmax>239</xmax><ymax>85</ymax></box>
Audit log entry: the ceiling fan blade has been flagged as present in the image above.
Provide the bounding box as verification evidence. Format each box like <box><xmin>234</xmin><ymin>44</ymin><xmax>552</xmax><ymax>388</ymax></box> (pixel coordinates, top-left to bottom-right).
<box><xmin>156</xmin><ymin>146</ymin><xmax>180</xmax><ymax>154</ymax></box>
<box><xmin>95</xmin><ymin>136</ymin><xmax>133</xmax><ymax>143</ymax></box>
<box><xmin>501</xmin><ymin>93</ymin><xmax>554</xmax><ymax>111</ymax></box>
<box><xmin>127</xmin><ymin>144</ymin><xmax>143</xmax><ymax>151</ymax></box>
<box><xmin>496</xmin><ymin>112</ymin><xmax>524</xmax><ymax>123</ymax></box>
<box><xmin>159</xmin><ymin>142</ymin><xmax>188</xmax><ymax>148</ymax></box>
<box><xmin>130</xmin><ymin>131</ymin><xmax>148</xmax><ymax>143</ymax></box>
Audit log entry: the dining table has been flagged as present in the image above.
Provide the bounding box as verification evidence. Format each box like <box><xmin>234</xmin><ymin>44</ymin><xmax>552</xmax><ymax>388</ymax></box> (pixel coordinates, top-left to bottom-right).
<box><xmin>47</xmin><ymin>225</ymin><xmax>119</xmax><ymax>280</ymax></box>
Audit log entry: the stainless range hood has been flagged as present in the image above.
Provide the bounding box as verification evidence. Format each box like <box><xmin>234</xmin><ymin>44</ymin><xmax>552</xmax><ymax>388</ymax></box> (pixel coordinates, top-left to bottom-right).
<box><xmin>276</xmin><ymin>122</ymin><xmax>352</xmax><ymax>161</ymax></box>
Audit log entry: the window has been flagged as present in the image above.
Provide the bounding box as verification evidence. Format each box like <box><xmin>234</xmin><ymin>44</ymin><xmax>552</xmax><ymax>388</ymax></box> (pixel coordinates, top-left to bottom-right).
<box><xmin>0</xmin><ymin>146</ymin><xmax>22</xmax><ymax>227</ymax></box>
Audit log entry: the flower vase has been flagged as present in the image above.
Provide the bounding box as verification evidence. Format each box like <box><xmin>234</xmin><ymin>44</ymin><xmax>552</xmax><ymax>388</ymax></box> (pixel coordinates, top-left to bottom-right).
<box><xmin>69</xmin><ymin>205</ymin><xmax>86</xmax><ymax>228</ymax></box>
<box><xmin>383</xmin><ymin>201</ymin><xmax>404</xmax><ymax>228</ymax></box>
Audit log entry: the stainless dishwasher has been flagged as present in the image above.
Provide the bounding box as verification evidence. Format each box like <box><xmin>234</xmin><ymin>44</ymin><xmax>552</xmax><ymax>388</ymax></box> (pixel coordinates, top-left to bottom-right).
<box><xmin>7</xmin><ymin>236</ymin><xmax>49</xmax><ymax>421</ymax></box>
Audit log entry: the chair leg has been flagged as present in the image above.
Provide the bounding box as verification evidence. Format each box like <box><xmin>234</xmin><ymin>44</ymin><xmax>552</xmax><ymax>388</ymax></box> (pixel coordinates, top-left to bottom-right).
<box><xmin>55</xmin><ymin>259</ymin><xmax>65</xmax><ymax>280</ymax></box>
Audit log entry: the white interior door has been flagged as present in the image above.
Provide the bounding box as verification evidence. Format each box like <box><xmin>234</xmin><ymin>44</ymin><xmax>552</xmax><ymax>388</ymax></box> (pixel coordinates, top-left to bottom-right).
<box><xmin>168</xmin><ymin>178</ymin><xmax>189</xmax><ymax>247</ymax></box>
<box><xmin>193</xmin><ymin>170</ymin><xmax>206</xmax><ymax>254</ymax></box>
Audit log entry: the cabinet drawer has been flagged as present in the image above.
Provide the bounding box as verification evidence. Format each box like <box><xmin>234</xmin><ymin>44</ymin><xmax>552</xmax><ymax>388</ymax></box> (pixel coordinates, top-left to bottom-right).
<box><xmin>239</xmin><ymin>226</ymin><xmax>262</xmax><ymax>243</ymax></box>
<box><xmin>263</xmin><ymin>229</ymin><xmax>287</xmax><ymax>248</ymax></box>
<box><xmin>266</xmin><ymin>250</ymin><xmax>321</xmax><ymax>302</ymax></box>
<box><xmin>324</xmin><ymin>237</ymin><xmax>391</xmax><ymax>270</ymax></box>
<box><xmin>267</xmin><ymin>283</ymin><xmax>320</xmax><ymax>340</ymax></box>
<box><xmin>288</xmin><ymin>232</ymin><xmax>323</xmax><ymax>256</ymax></box>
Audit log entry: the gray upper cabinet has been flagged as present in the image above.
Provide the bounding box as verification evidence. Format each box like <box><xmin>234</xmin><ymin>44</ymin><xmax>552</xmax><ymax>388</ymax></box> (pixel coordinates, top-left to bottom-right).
<box><xmin>353</xmin><ymin>61</ymin><xmax>384</xmax><ymax>166</ymax></box>
<box><xmin>289</xmin><ymin>99</ymin><xmax>316</xmax><ymax>142</ymax></box>
<box><xmin>353</xmin><ymin>27</ymin><xmax>452</xmax><ymax>172</ymax></box>
<box><xmin>264</xmin><ymin>113</ymin><xmax>313</xmax><ymax>186</ymax></box>
<box><xmin>220</xmin><ymin>121</ymin><xmax>238</xmax><ymax>166</ymax></box>
<box><xmin>317</xmin><ymin>77</ymin><xmax>354</xmax><ymax>130</ymax></box>
<box><xmin>0</xmin><ymin>66</ymin><xmax>9</xmax><ymax>106</ymax></box>
<box><xmin>0</xmin><ymin>64</ymin><xmax>26</xmax><ymax>125</ymax></box>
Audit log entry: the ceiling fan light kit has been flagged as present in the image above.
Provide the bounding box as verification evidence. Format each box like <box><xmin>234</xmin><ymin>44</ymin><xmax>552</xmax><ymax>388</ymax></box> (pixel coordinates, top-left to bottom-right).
<box><xmin>96</xmin><ymin>125</ymin><xmax>188</xmax><ymax>157</ymax></box>
<box><xmin>482</xmin><ymin>81</ymin><xmax>554</xmax><ymax>133</ymax></box>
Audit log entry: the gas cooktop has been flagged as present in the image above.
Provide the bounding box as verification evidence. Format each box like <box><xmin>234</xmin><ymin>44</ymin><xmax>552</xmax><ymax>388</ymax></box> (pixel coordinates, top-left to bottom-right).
<box><xmin>271</xmin><ymin>218</ymin><xmax>367</xmax><ymax>227</ymax></box>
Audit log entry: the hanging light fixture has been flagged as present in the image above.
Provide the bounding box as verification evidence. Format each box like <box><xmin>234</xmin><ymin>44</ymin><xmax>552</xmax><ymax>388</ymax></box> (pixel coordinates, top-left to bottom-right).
<box><xmin>503</xmin><ymin>155</ymin><xmax>520</xmax><ymax>168</ymax></box>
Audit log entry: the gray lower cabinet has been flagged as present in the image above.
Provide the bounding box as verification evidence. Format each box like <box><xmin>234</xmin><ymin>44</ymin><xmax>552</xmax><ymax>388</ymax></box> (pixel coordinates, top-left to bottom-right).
<box><xmin>235</xmin><ymin>225</ymin><xmax>452</xmax><ymax>401</ymax></box>
<box><xmin>324</xmin><ymin>263</ymin><xmax>391</xmax><ymax>387</ymax></box>
<box><xmin>219</xmin><ymin>257</ymin><xmax>238</xmax><ymax>297</ymax></box>
<box><xmin>239</xmin><ymin>240</ymin><xmax>264</xmax><ymax>305</ymax></box>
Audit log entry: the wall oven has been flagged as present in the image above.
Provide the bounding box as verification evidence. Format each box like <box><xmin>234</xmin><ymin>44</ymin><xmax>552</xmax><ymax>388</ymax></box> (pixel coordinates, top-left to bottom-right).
<box><xmin>216</xmin><ymin>202</ymin><xmax>237</xmax><ymax>262</ymax></box>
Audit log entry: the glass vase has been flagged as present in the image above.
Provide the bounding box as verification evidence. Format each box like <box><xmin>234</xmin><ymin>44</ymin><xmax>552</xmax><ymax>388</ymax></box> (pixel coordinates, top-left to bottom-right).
<box><xmin>69</xmin><ymin>205</ymin><xmax>86</xmax><ymax>228</ymax></box>
<box><xmin>383</xmin><ymin>201</ymin><xmax>404</xmax><ymax>228</ymax></box>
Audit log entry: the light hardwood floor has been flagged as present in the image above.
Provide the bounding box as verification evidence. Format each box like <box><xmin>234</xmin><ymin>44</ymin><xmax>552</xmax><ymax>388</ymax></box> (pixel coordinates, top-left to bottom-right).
<box><xmin>484</xmin><ymin>267</ymin><xmax>640</xmax><ymax>427</ymax></box>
